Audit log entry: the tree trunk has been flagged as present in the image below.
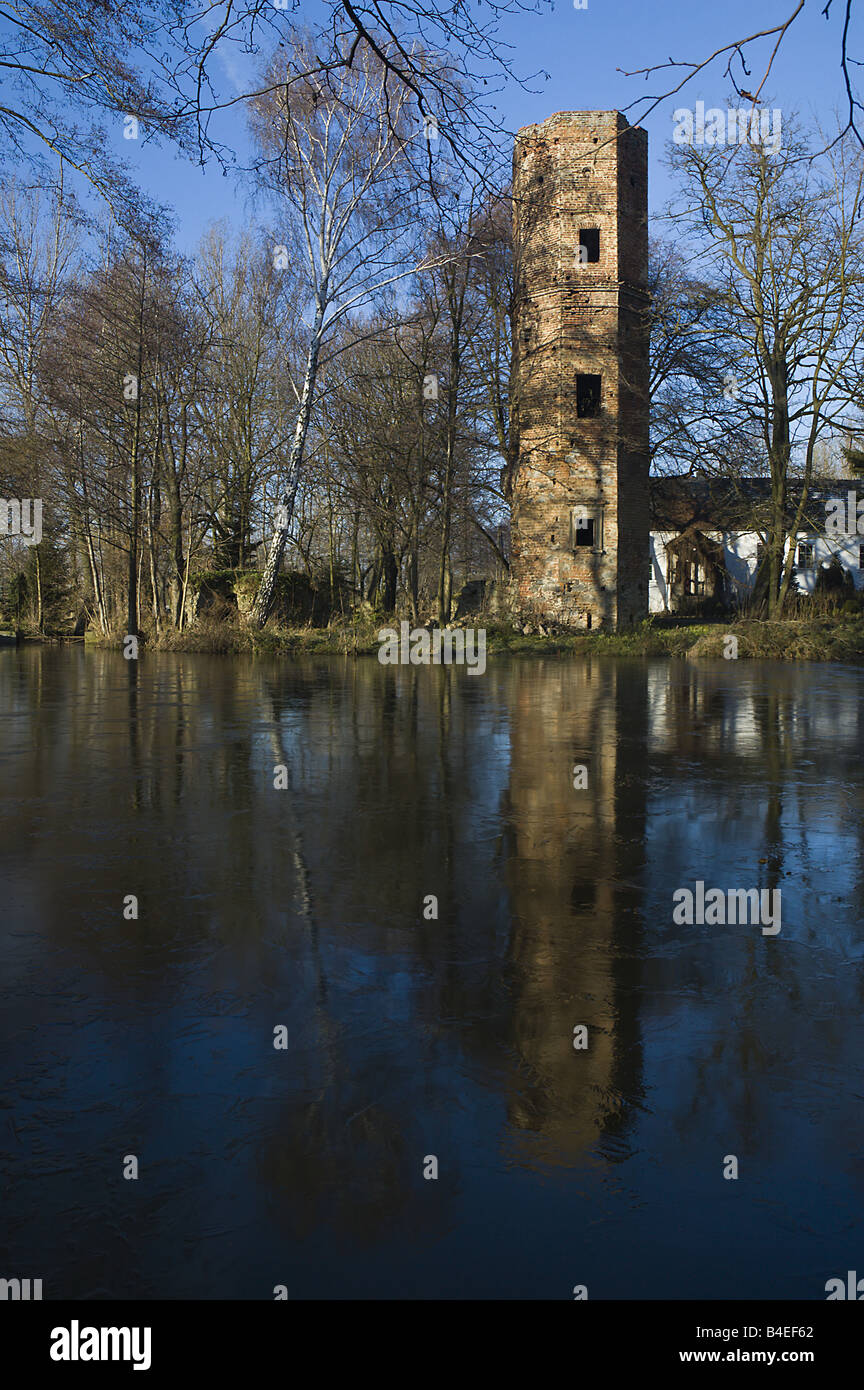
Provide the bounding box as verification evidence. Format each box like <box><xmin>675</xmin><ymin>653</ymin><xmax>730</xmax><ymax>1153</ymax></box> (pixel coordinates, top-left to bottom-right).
<box><xmin>437</xmin><ymin>422</ymin><xmax>456</xmax><ymax>625</ymax></box>
<box><xmin>146</xmin><ymin>483</ymin><xmax>161</xmax><ymax>637</ymax></box>
<box><xmin>381</xmin><ymin>540</ymin><xmax>398</xmax><ymax>613</ymax></box>
<box><xmin>252</xmin><ymin>301</ymin><xmax>325</xmax><ymax>628</ymax></box>
<box><xmin>408</xmin><ymin>519</ymin><xmax>419</xmax><ymax>624</ymax></box>
<box><xmin>127</xmin><ymin>254</ymin><xmax>146</xmax><ymax>639</ymax></box>
<box><xmin>351</xmin><ymin>509</ymin><xmax>360</xmax><ymax>603</ymax></box>
<box><xmin>164</xmin><ymin>472</ymin><xmax>185</xmax><ymax>629</ymax></box>
<box><xmin>438</xmin><ymin>278</ymin><xmax>466</xmax><ymax>626</ymax></box>
<box><xmin>34</xmin><ymin>545</ymin><xmax>43</xmax><ymax>633</ymax></box>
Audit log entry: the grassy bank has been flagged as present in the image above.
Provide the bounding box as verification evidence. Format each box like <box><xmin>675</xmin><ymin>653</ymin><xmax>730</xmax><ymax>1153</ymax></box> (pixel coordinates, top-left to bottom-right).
<box><xmin>74</xmin><ymin>611</ymin><xmax>864</xmax><ymax>663</ymax></box>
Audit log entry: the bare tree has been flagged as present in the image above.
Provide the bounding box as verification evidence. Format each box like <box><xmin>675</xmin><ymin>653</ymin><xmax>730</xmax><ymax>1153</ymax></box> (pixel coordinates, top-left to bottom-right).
<box><xmin>643</xmin><ymin>237</ymin><xmax>751</xmax><ymax>476</ymax></box>
<box><xmin>668</xmin><ymin>119</ymin><xmax>864</xmax><ymax>613</ymax></box>
<box><xmin>191</xmin><ymin>226</ymin><xmax>300</xmax><ymax>572</ymax></box>
<box><xmin>247</xmin><ymin>35</ymin><xmax>437</xmax><ymax>626</ymax></box>
<box><xmin>618</xmin><ymin>2</ymin><xmax>864</xmax><ymax>156</ymax></box>
<box><xmin>0</xmin><ymin>178</ymin><xmax>79</xmax><ymax>629</ymax></box>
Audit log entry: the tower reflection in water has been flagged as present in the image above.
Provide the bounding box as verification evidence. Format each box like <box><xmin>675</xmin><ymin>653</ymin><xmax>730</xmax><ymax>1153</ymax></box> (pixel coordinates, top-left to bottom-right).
<box><xmin>501</xmin><ymin>658</ymin><xmax>648</xmax><ymax>1169</ymax></box>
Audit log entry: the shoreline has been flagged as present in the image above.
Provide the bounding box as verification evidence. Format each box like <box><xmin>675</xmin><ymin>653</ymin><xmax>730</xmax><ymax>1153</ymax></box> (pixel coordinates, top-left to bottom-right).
<box><xmin>7</xmin><ymin>615</ymin><xmax>864</xmax><ymax>663</ymax></box>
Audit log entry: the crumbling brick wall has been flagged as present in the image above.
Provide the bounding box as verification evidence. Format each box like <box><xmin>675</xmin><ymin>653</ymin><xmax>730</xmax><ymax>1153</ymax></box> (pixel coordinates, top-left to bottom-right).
<box><xmin>510</xmin><ymin>111</ymin><xmax>650</xmax><ymax>630</ymax></box>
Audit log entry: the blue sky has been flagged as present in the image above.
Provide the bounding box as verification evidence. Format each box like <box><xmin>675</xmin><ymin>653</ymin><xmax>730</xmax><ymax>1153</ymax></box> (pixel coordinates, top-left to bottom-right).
<box><xmin>107</xmin><ymin>0</ymin><xmax>857</xmax><ymax>254</ymax></box>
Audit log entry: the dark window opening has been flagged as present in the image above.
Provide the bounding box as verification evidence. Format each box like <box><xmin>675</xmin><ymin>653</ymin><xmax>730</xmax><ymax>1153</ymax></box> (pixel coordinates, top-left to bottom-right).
<box><xmin>797</xmin><ymin>541</ymin><xmax>815</xmax><ymax>570</ymax></box>
<box><xmin>576</xmin><ymin>374</ymin><xmax>601</xmax><ymax>418</ymax></box>
<box><xmin>578</xmin><ymin>228</ymin><xmax>600</xmax><ymax>263</ymax></box>
<box><xmin>586</xmin><ymin>612</ymin><xmax>592</xmax><ymax>630</ymax></box>
<box><xmin>570</xmin><ymin>876</ymin><xmax>596</xmax><ymax>913</ymax></box>
<box><xmin>574</xmin><ymin>518</ymin><xmax>595</xmax><ymax>547</ymax></box>
<box><xmin>859</xmin><ymin>545</ymin><xmax>864</xmax><ymax>570</ymax></box>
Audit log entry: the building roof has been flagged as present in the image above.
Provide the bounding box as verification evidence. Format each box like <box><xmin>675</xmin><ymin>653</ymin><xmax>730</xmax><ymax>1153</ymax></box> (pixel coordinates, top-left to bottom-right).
<box><xmin>649</xmin><ymin>475</ymin><xmax>862</xmax><ymax>533</ymax></box>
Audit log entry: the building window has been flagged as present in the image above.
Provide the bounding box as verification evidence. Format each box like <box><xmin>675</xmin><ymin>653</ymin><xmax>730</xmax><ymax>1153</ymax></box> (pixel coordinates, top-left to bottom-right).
<box><xmin>859</xmin><ymin>545</ymin><xmax>864</xmax><ymax>570</ymax></box>
<box><xmin>571</xmin><ymin>507</ymin><xmax>603</xmax><ymax>551</ymax></box>
<box><xmin>576</xmin><ymin>374</ymin><xmax>601</xmax><ymax>417</ymax></box>
<box><xmin>797</xmin><ymin>541</ymin><xmax>815</xmax><ymax>569</ymax></box>
<box><xmin>578</xmin><ymin>228</ymin><xmax>600</xmax><ymax>263</ymax></box>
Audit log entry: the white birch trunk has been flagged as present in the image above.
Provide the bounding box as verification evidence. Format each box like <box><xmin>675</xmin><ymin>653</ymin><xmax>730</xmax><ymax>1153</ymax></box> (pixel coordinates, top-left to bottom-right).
<box><xmin>251</xmin><ymin>302</ymin><xmax>324</xmax><ymax>628</ymax></box>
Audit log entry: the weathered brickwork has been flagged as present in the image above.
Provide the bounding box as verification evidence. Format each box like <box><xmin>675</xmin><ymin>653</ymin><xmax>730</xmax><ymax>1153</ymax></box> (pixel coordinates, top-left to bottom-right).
<box><xmin>510</xmin><ymin>111</ymin><xmax>650</xmax><ymax>629</ymax></box>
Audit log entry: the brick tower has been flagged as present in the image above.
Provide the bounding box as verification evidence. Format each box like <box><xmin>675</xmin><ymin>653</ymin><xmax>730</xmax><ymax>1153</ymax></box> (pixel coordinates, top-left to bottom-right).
<box><xmin>510</xmin><ymin>111</ymin><xmax>650</xmax><ymax>630</ymax></box>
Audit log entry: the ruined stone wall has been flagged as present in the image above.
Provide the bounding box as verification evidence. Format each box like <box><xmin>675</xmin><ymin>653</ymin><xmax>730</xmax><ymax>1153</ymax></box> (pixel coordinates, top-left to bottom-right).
<box><xmin>510</xmin><ymin>111</ymin><xmax>650</xmax><ymax>629</ymax></box>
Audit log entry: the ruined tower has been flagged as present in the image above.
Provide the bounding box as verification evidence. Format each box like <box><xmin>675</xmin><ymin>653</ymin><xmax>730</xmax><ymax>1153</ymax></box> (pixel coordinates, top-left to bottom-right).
<box><xmin>510</xmin><ymin>112</ymin><xmax>650</xmax><ymax>630</ymax></box>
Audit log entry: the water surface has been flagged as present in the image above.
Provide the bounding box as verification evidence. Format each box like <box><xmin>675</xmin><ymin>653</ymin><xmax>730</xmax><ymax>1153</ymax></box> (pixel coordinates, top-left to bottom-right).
<box><xmin>1</xmin><ymin>647</ymin><xmax>862</xmax><ymax>1298</ymax></box>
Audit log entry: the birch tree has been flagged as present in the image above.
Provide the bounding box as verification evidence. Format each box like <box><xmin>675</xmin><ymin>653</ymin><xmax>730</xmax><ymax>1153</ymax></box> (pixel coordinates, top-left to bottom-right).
<box><xmin>192</xmin><ymin>226</ymin><xmax>300</xmax><ymax>572</ymax></box>
<box><xmin>0</xmin><ymin>179</ymin><xmax>78</xmax><ymax>629</ymax></box>
<box><xmin>247</xmin><ymin>36</ymin><xmax>433</xmax><ymax>626</ymax></box>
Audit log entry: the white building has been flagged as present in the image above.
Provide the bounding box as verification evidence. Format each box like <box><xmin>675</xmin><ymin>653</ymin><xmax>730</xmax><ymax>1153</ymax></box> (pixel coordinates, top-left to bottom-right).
<box><xmin>648</xmin><ymin>477</ymin><xmax>864</xmax><ymax>614</ymax></box>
